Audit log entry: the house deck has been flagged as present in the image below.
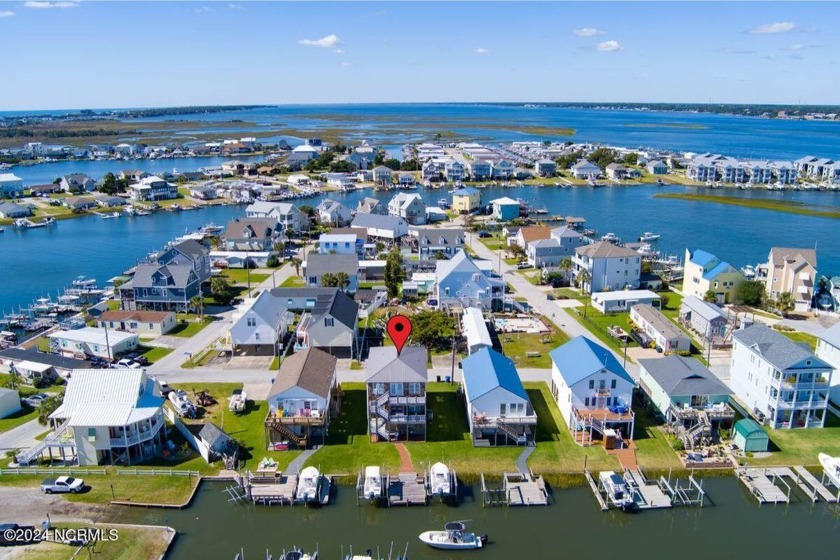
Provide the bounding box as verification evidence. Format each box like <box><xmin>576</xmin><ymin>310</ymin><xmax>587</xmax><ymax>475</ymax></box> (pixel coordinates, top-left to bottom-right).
<box><xmin>387</xmin><ymin>472</ymin><xmax>428</xmax><ymax>506</ymax></box>
<box><xmin>504</xmin><ymin>472</ymin><xmax>549</xmax><ymax>506</ymax></box>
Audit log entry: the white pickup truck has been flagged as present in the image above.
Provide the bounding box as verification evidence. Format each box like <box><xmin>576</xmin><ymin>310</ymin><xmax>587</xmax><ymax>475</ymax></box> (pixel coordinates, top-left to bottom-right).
<box><xmin>40</xmin><ymin>476</ymin><xmax>84</xmax><ymax>494</ymax></box>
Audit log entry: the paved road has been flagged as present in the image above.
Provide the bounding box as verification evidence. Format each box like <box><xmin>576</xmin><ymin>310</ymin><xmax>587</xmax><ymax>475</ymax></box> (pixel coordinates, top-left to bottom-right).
<box><xmin>0</xmin><ymin>419</ymin><xmax>46</xmax><ymax>452</ymax></box>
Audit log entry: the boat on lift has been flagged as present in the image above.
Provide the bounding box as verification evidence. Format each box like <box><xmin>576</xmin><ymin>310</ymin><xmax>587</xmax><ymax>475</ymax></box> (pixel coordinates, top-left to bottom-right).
<box><xmin>429</xmin><ymin>462</ymin><xmax>451</xmax><ymax>498</ymax></box>
<box><xmin>819</xmin><ymin>453</ymin><xmax>840</xmax><ymax>487</ymax></box>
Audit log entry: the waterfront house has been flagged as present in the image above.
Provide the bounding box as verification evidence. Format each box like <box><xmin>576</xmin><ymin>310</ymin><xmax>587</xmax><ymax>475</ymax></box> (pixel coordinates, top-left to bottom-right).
<box><xmin>757</xmin><ymin>247</ymin><xmax>817</xmax><ymax>311</ymax></box>
<box><xmin>188</xmin><ymin>185</ymin><xmax>218</xmax><ymax>200</ymax></box>
<box><xmin>434</xmin><ymin>250</ymin><xmax>505</xmax><ymax>312</ymax></box>
<box><xmin>356</xmin><ymin>197</ymin><xmax>384</xmax><ymax>215</ymax></box>
<box><xmin>591</xmin><ymin>289</ymin><xmax>661</xmax><ymax>313</ymax></box>
<box><xmin>397</xmin><ymin>173</ymin><xmax>415</xmax><ymax>187</ymax></box>
<box><xmin>49</xmin><ymin>327</ymin><xmax>138</xmax><ymax>360</ymax></box>
<box><xmin>0</xmin><ymin>202</ymin><xmax>32</xmax><ymax>219</ymax></box>
<box><xmin>388</xmin><ymin>192</ymin><xmax>427</xmax><ymax>225</ymax></box>
<box><xmin>733</xmin><ymin>419</ymin><xmax>769</xmax><ymax>452</ymax></box>
<box><xmin>293</xmin><ymin>290</ymin><xmax>357</xmax><ymax>358</ymax></box>
<box><xmin>45</xmin><ymin>369</ymin><xmax>165</xmax><ymax>466</ymax></box>
<box><xmin>462</xmin><ymin>347</ymin><xmax>536</xmax><ymax>446</ymax></box>
<box><xmin>605</xmin><ymin>163</ymin><xmax>628</xmax><ymax>180</ymax></box>
<box><xmin>491</xmin><ymin>159</ymin><xmax>514</xmax><ymax>179</ymax></box>
<box><xmin>372</xmin><ymin>166</ymin><xmax>393</xmax><ymax>185</ymax></box>
<box><xmin>229</xmin><ymin>289</ymin><xmax>294</xmax><ymax>355</ymax></box>
<box><xmin>535</xmin><ymin>159</ymin><xmax>557</xmax><ymax>177</ymax></box>
<box><xmin>0</xmin><ymin>388</ymin><xmax>22</xmax><ymax>420</ymax></box>
<box><xmin>366</xmin><ymin>346</ymin><xmax>427</xmax><ymax>442</ymax></box>
<box><xmin>245</xmin><ymin>201</ymin><xmax>309</xmax><ymax>233</ymax></box>
<box><xmin>412</xmin><ymin>227</ymin><xmax>466</xmax><ymax>259</ymax></box>
<box><xmin>570</xmin><ymin>160</ymin><xmax>602</xmax><ymax>180</ymax></box>
<box><xmin>468</xmin><ymin>159</ymin><xmax>492</xmax><ymax>180</ymax></box>
<box><xmin>526</xmin><ymin>226</ymin><xmax>586</xmax><ymax>268</ymax></box>
<box><xmin>287</xmin><ymin>144</ymin><xmax>319</xmax><ymax>168</ymax></box>
<box><xmin>638</xmin><ymin>355</ymin><xmax>733</xmax><ymax>427</ymax></box>
<box><xmin>304</xmin><ymin>253</ymin><xmax>359</xmax><ymax>292</ymax></box>
<box><xmin>511</xmin><ymin>225</ymin><xmax>551</xmax><ymax>250</ymax></box>
<box><xmin>0</xmin><ymin>173</ymin><xmax>24</xmax><ymax>198</ymax></box>
<box><xmin>682</xmin><ymin>248</ymin><xmax>745</xmax><ymax>304</ymax></box>
<box><xmin>0</xmin><ymin>347</ymin><xmax>89</xmax><ymax>383</ymax></box>
<box><xmin>96</xmin><ymin>310</ymin><xmax>176</xmax><ymax>336</ymax></box>
<box><xmin>489</xmin><ymin>197</ymin><xmax>520</xmax><ymax>221</ymax></box>
<box><xmin>94</xmin><ymin>195</ymin><xmax>126</xmax><ymax>208</ymax></box>
<box><xmin>809</xmin><ymin>158</ymin><xmax>834</xmax><ymax>179</ymax></box>
<box><xmin>316</xmin><ymin>198</ymin><xmax>353</xmax><ymax>226</ymax></box>
<box><xmin>630</xmin><ymin>304</ymin><xmax>689</xmax><ymax>353</ymax></box>
<box><xmin>119</xmin><ymin>170</ymin><xmax>150</xmax><ymax>183</ymax></box>
<box><xmin>550</xmin><ymin>336</ymin><xmax>636</xmax><ymax>446</ymax></box>
<box><xmin>224</xmin><ymin>218</ymin><xmax>278</xmax><ymax>251</ymax></box>
<box><xmin>687</xmin><ymin>154</ymin><xmax>720</xmax><ymax>182</ymax></box>
<box><xmin>265</xmin><ymin>347</ymin><xmax>338</xmax><ymax>449</ymax></box>
<box><xmin>59</xmin><ymin>173</ymin><xmax>96</xmax><ymax>193</ymax></box>
<box><xmin>573</xmin><ymin>241</ymin><xmax>641</xmax><ymax>293</ymax></box>
<box><xmin>351</xmin><ymin>213</ymin><xmax>408</xmax><ymax>240</ymax></box>
<box><xmin>451</xmin><ymin>187</ymin><xmax>481</xmax><ymax>213</ymax></box>
<box><xmin>63</xmin><ymin>196</ymin><xmax>97</xmax><ymax>211</ymax></box>
<box><xmin>462</xmin><ymin>306</ymin><xmax>492</xmax><ymax>355</ymax></box>
<box><xmin>318</xmin><ymin>233</ymin><xmax>364</xmax><ymax>257</ymax></box>
<box><xmin>129</xmin><ymin>175</ymin><xmax>178</xmax><ymax>201</ymax></box>
<box><xmin>422</xmin><ymin>160</ymin><xmax>443</xmax><ymax>181</ymax></box>
<box><xmin>444</xmin><ymin>160</ymin><xmax>466</xmax><ymax>182</ymax></box>
<box><xmin>347</xmin><ymin>143</ymin><xmax>376</xmax><ymax>170</ymax></box>
<box><xmin>744</xmin><ymin>161</ymin><xmax>773</xmax><ymax>184</ymax></box>
<box><xmin>646</xmin><ymin>160</ymin><xmax>668</xmax><ymax>175</ymax></box>
<box><xmin>28</xmin><ymin>183</ymin><xmax>62</xmax><ymax>196</ymax></box>
<box><xmin>679</xmin><ymin>295</ymin><xmax>729</xmax><ymax>341</ymax></box>
<box><xmin>714</xmin><ymin>157</ymin><xmax>745</xmax><ymax>183</ymax></box>
<box><xmin>731</xmin><ymin>323</ymin><xmax>832</xmax><ymax>429</ymax></box>
<box><xmin>770</xmin><ymin>161</ymin><xmax>797</xmax><ymax>183</ymax></box>
<box><xmin>815</xmin><ymin>322</ymin><xmax>840</xmax><ymax>405</ymax></box>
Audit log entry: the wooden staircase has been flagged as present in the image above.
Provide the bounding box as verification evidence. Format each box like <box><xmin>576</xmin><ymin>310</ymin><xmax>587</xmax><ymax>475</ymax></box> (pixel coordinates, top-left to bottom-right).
<box><xmin>268</xmin><ymin>421</ymin><xmax>307</xmax><ymax>448</ymax></box>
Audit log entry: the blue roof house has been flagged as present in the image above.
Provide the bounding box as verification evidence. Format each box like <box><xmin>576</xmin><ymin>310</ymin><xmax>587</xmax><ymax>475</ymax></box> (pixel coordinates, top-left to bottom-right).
<box><xmin>550</xmin><ymin>336</ymin><xmax>636</xmax><ymax>446</ymax></box>
<box><xmin>462</xmin><ymin>348</ymin><xmax>536</xmax><ymax>446</ymax></box>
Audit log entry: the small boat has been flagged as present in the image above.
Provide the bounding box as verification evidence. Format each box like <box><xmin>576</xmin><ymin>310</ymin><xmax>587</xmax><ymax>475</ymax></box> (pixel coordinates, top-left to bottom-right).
<box><xmin>819</xmin><ymin>453</ymin><xmax>840</xmax><ymax>487</ymax></box>
<box><xmin>638</xmin><ymin>232</ymin><xmax>660</xmax><ymax>242</ymax></box>
<box><xmin>741</xmin><ymin>265</ymin><xmax>756</xmax><ymax>279</ymax></box>
<box><xmin>229</xmin><ymin>389</ymin><xmax>247</xmax><ymax>413</ymax></box>
<box><xmin>363</xmin><ymin>466</ymin><xmax>382</xmax><ymax>500</ymax></box>
<box><xmin>295</xmin><ymin>466</ymin><xmax>320</xmax><ymax>503</ymax></box>
<box><xmin>429</xmin><ymin>462</ymin><xmax>451</xmax><ymax>497</ymax></box>
<box><xmin>601</xmin><ymin>232</ymin><xmax>620</xmax><ymax>243</ymax></box>
<box><xmin>599</xmin><ymin>471</ymin><xmax>635</xmax><ymax>511</ymax></box>
<box><xmin>280</xmin><ymin>548</ymin><xmax>319</xmax><ymax>560</ymax></box>
<box><xmin>419</xmin><ymin>522</ymin><xmax>487</xmax><ymax>550</ymax></box>
<box><xmin>0</xmin><ymin>227</ymin><xmax>4</xmax><ymax>233</ymax></box>
<box><xmin>437</xmin><ymin>198</ymin><xmax>450</xmax><ymax>209</ymax></box>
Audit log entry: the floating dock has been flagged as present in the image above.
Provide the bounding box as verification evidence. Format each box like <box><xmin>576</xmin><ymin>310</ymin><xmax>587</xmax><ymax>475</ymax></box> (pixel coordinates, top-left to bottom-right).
<box><xmin>793</xmin><ymin>466</ymin><xmax>840</xmax><ymax>503</ymax></box>
<box><xmin>586</xmin><ymin>468</ymin><xmax>707</xmax><ymax>512</ymax></box>
<box><xmin>247</xmin><ymin>472</ymin><xmax>298</xmax><ymax>505</ymax></box>
<box><xmin>480</xmin><ymin>471</ymin><xmax>548</xmax><ymax>507</ymax></box>
<box><xmin>387</xmin><ymin>472</ymin><xmax>428</xmax><ymax>506</ymax></box>
<box><xmin>737</xmin><ymin>466</ymin><xmax>840</xmax><ymax>504</ymax></box>
<box><xmin>624</xmin><ymin>469</ymin><xmax>673</xmax><ymax>510</ymax></box>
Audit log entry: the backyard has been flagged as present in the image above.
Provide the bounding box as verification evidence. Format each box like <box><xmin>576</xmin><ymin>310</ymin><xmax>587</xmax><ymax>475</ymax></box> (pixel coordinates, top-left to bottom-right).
<box><xmin>499</xmin><ymin>330</ymin><xmax>569</xmax><ymax>368</ymax></box>
<box><xmin>741</xmin><ymin>411</ymin><xmax>840</xmax><ymax>467</ymax></box>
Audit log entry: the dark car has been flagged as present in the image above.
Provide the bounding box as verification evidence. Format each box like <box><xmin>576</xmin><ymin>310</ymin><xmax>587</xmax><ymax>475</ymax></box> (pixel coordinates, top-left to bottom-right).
<box><xmin>476</xmin><ymin>231</ymin><xmax>492</xmax><ymax>238</ymax></box>
<box><xmin>546</xmin><ymin>293</ymin><xmax>556</xmax><ymax>301</ymax></box>
<box><xmin>133</xmin><ymin>356</ymin><xmax>149</xmax><ymax>366</ymax></box>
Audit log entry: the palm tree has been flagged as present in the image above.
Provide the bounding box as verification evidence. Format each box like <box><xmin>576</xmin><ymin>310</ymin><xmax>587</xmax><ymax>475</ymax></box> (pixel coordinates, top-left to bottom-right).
<box><xmin>290</xmin><ymin>257</ymin><xmax>302</xmax><ymax>276</ymax></box>
<box><xmin>576</xmin><ymin>269</ymin><xmax>592</xmax><ymax>294</ymax></box>
<box><xmin>776</xmin><ymin>292</ymin><xmax>794</xmax><ymax>317</ymax></box>
<box><xmin>559</xmin><ymin>257</ymin><xmax>573</xmax><ymax>284</ymax></box>
<box><xmin>189</xmin><ymin>295</ymin><xmax>204</xmax><ymax>319</ymax></box>
<box><xmin>334</xmin><ymin>271</ymin><xmax>350</xmax><ymax>291</ymax></box>
<box><xmin>37</xmin><ymin>394</ymin><xmax>63</xmax><ymax>426</ymax></box>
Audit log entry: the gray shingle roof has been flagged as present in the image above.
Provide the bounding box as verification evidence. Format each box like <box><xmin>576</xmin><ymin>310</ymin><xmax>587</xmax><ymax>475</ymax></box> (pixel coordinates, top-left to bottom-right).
<box><xmin>732</xmin><ymin>323</ymin><xmax>829</xmax><ymax>371</ymax></box>
<box><xmin>305</xmin><ymin>253</ymin><xmax>359</xmax><ymax>278</ymax></box>
<box><xmin>269</xmin><ymin>347</ymin><xmax>337</xmax><ymax>399</ymax></box>
<box><xmin>352</xmin><ymin>213</ymin><xmax>407</xmax><ymax>231</ymax></box>
<box><xmin>365</xmin><ymin>346</ymin><xmax>427</xmax><ymax>383</ymax></box>
<box><xmin>268</xmin><ymin>287</ymin><xmax>336</xmax><ymax>300</ymax></box>
<box><xmin>312</xmin><ymin>291</ymin><xmax>358</xmax><ymax>330</ymax></box>
<box><xmin>199</xmin><ymin>422</ymin><xmax>235</xmax><ymax>450</ymax></box>
<box><xmin>0</xmin><ymin>347</ymin><xmax>90</xmax><ymax>370</ymax></box>
<box><xmin>132</xmin><ymin>263</ymin><xmax>195</xmax><ymax>289</ymax></box>
<box><xmin>639</xmin><ymin>355</ymin><xmax>731</xmax><ymax>397</ymax></box>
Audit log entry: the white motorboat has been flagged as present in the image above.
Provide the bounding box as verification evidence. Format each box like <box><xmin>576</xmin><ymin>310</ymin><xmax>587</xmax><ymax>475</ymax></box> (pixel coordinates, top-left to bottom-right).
<box><xmin>418</xmin><ymin>522</ymin><xmax>487</xmax><ymax>550</ymax></box>
<box><xmin>599</xmin><ymin>471</ymin><xmax>635</xmax><ymax>511</ymax></box>
<box><xmin>638</xmin><ymin>231</ymin><xmax>660</xmax><ymax>242</ymax></box>
<box><xmin>601</xmin><ymin>232</ymin><xmax>621</xmax><ymax>243</ymax></box>
<box><xmin>741</xmin><ymin>264</ymin><xmax>756</xmax><ymax>279</ymax></box>
<box><xmin>429</xmin><ymin>462</ymin><xmax>451</xmax><ymax>497</ymax></box>
<box><xmin>295</xmin><ymin>466</ymin><xmax>320</xmax><ymax>503</ymax></box>
<box><xmin>362</xmin><ymin>466</ymin><xmax>382</xmax><ymax>500</ymax></box>
<box><xmin>229</xmin><ymin>389</ymin><xmax>247</xmax><ymax>413</ymax></box>
<box><xmin>819</xmin><ymin>453</ymin><xmax>840</xmax><ymax>487</ymax></box>
<box><xmin>280</xmin><ymin>548</ymin><xmax>318</xmax><ymax>560</ymax></box>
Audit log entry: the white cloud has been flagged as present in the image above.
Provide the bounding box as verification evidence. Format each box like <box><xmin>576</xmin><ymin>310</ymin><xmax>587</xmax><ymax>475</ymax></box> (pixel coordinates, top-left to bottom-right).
<box><xmin>340</xmin><ymin>62</ymin><xmax>351</xmax><ymax>68</ymax></box>
<box><xmin>333</xmin><ymin>48</ymin><xmax>345</xmax><ymax>54</ymax></box>
<box><xmin>228</xmin><ymin>3</ymin><xmax>244</xmax><ymax>10</ymax></box>
<box><xmin>573</xmin><ymin>28</ymin><xmax>605</xmax><ymax>37</ymax></box>
<box><xmin>194</xmin><ymin>6</ymin><xmax>212</xmax><ymax>14</ymax></box>
<box><xmin>473</xmin><ymin>47</ymin><xmax>489</xmax><ymax>54</ymax></box>
<box><xmin>750</xmin><ymin>22</ymin><xmax>795</xmax><ymax>34</ymax></box>
<box><xmin>299</xmin><ymin>34</ymin><xmax>343</xmax><ymax>49</ymax></box>
<box><xmin>23</xmin><ymin>1</ymin><xmax>79</xmax><ymax>8</ymax></box>
<box><xmin>787</xmin><ymin>44</ymin><xmax>804</xmax><ymax>51</ymax></box>
<box><xmin>596</xmin><ymin>40</ymin><xmax>622</xmax><ymax>52</ymax></box>
<box><xmin>0</xmin><ymin>10</ymin><xmax>15</xmax><ymax>17</ymax></box>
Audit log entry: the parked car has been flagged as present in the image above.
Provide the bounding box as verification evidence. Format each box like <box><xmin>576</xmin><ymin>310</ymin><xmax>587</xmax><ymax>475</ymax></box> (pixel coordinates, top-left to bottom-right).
<box><xmin>133</xmin><ymin>356</ymin><xmax>149</xmax><ymax>366</ymax></box>
<box><xmin>546</xmin><ymin>293</ymin><xmax>556</xmax><ymax>301</ymax></box>
<box><xmin>156</xmin><ymin>380</ymin><xmax>172</xmax><ymax>397</ymax></box>
<box><xmin>116</xmin><ymin>358</ymin><xmax>142</xmax><ymax>369</ymax></box>
<box><xmin>40</xmin><ymin>476</ymin><xmax>84</xmax><ymax>494</ymax></box>
<box><xmin>516</xmin><ymin>262</ymin><xmax>532</xmax><ymax>269</ymax></box>
<box><xmin>23</xmin><ymin>394</ymin><xmax>49</xmax><ymax>408</ymax></box>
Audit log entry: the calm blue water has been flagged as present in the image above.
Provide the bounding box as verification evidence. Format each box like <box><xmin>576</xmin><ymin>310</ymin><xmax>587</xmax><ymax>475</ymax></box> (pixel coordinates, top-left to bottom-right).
<box><xmin>2</xmin><ymin>185</ymin><xmax>839</xmax><ymax>315</ymax></box>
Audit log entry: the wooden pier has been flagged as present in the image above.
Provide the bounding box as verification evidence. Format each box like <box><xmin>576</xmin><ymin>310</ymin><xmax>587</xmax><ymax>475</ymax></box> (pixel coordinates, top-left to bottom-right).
<box><xmin>624</xmin><ymin>469</ymin><xmax>673</xmax><ymax>510</ymax></box>
<box><xmin>387</xmin><ymin>472</ymin><xmax>428</xmax><ymax>506</ymax></box>
<box><xmin>584</xmin><ymin>470</ymin><xmax>608</xmax><ymax>511</ymax></box>
<box><xmin>585</xmin><ymin>468</ymin><xmax>708</xmax><ymax>512</ymax></box>
<box><xmin>480</xmin><ymin>471</ymin><xmax>548</xmax><ymax>507</ymax></box>
<box><xmin>246</xmin><ymin>472</ymin><xmax>298</xmax><ymax>505</ymax></box>
<box><xmin>794</xmin><ymin>466</ymin><xmax>840</xmax><ymax>503</ymax></box>
<box><xmin>736</xmin><ymin>467</ymin><xmax>791</xmax><ymax>504</ymax></box>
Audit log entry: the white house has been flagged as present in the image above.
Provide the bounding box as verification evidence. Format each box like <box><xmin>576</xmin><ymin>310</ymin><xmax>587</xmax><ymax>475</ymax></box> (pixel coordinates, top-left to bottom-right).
<box><xmin>491</xmin><ymin>159</ymin><xmax>514</xmax><ymax>179</ymax></box>
<box><xmin>444</xmin><ymin>160</ymin><xmax>466</xmax><ymax>181</ymax></box>
<box><xmin>816</xmin><ymin>322</ymin><xmax>840</xmax><ymax>405</ymax></box>
<box><xmin>48</xmin><ymin>327</ymin><xmax>138</xmax><ymax>360</ymax></box>
<box><xmin>591</xmin><ymin>290</ymin><xmax>661</xmax><ymax>313</ymax></box>
<box><xmin>630</xmin><ymin>304</ymin><xmax>690</xmax><ymax>353</ymax></box>
<box><xmin>388</xmin><ymin>192</ymin><xmax>427</xmax><ymax>225</ymax></box>
<box><xmin>526</xmin><ymin>226</ymin><xmax>587</xmax><ymax>268</ymax></box>
<box><xmin>570</xmin><ymin>160</ymin><xmax>602</xmax><ymax>179</ymax></box>
<box><xmin>573</xmin><ymin>242</ymin><xmax>642</xmax><ymax>293</ymax></box>
<box><xmin>0</xmin><ymin>173</ymin><xmax>24</xmax><ymax>198</ymax></box>
<box><xmin>40</xmin><ymin>369</ymin><xmax>165</xmax><ymax>466</ymax></box>
<box><xmin>265</xmin><ymin>347</ymin><xmax>337</xmax><ymax>448</ymax></box>
<box><xmin>245</xmin><ymin>201</ymin><xmax>309</xmax><ymax>233</ymax></box>
<box><xmin>731</xmin><ymin>324</ymin><xmax>832</xmax><ymax>429</ymax></box>
<box><xmin>372</xmin><ymin>166</ymin><xmax>393</xmax><ymax>184</ymax></box>
<box><xmin>535</xmin><ymin>159</ymin><xmax>557</xmax><ymax>177</ymax></box>
<box><xmin>462</xmin><ymin>347</ymin><xmax>536</xmax><ymax>446</ymax></box>
<box><xmin>434</xmin><ymin>250</ymin><xmax>505</xmax><ymax>312</ymax></box>
<box><xmin>95</xmin><ymin>310</ymin><xmax>176</xmax><ymax>336</ymax></box>
<box><xmin>317</xmin><ymin>233</ymin><xmax>363</xmax><ymax>256</ymax></box>
<box><xmin>462</xmin><ymin>307</ymin><xmax>492</xmax><ymax>355</ymax></box>
<box><xmin>316</xmin><ymin>199</ymin><xmax>353</xmax><ymax>226</ymax></box>
<box><xmin>229</xmin><ymin>289</ymin><xmax>294</xmax><ymax>355</ymax></box>
<box><xmin>550</xmin><ymin>336</ymin><xmax>636</xmax><ymax>446</ymax></box>
<box><xmin>351</xmin><ymin>213</ymin><xmax>409</xmax><ymax>240</ymax></box>
<box><xmin>129</xmin><ymin>175</ymin><xmax>178</xmax><ymax>201</ymax></box>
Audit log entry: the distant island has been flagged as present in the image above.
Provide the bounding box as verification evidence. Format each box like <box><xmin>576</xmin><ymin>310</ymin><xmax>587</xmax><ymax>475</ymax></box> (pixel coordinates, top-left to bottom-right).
<box><xmin>517</xmin><ymin>102</ymin><xmax>840</xmax><ymax>121</ymax></box>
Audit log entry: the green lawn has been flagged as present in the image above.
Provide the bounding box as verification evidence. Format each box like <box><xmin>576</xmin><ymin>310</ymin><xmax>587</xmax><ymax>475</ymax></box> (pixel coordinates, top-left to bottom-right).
<box><xmin>219</xmin><ymin>269</ymin><xmax>270</xmax><ymax>285</ymax></box>
<box><xmin>776</xmin><ymin>328</ymin><xmax>818</xmax><ymax>351</ymax></box>
<box><xmin>500</xmin><ymin>331</ymin><xmax>569</xmax><ymax>368</ymax></box>
<box><xmin>0</xmin><ymin>375</ymin><xmax>64</xmax><ymax>433</ymax></box>
<box><xmin>280</xmin><ymin>276</ymin><xmax>306</xmax><ymax>288</ymax></box>
<box><xmin>140</xmin><ymin>346</ymin><xmax>173</xmax><ymax>363</ymax></box>
<box><xmin>571</xmin><ymin>305</ymin><xmax>638</xmax><ymax>355</ymax></box>
<box><xmin>168</xmin><ymin>317</ymin><xmax>212</xmax><ymax>338</ymax></box>
<box><xmin>741</xmin><ymin>412</ymin><xmax>840</xmax><ymax>467</ymax></box>
<box><xmin>18</xmin><ymin>523</ymin><xmax>173</xmax><ymax>560</ymax></box>
<box><xmin>171</xmin><ymin>382</ymin><xmax>301</xmax><ymax>471</ymax></box>
<box><xmin>631</xmin><ymin>393</ymin><xmax>683</xmax><ymax>470</ymax></box>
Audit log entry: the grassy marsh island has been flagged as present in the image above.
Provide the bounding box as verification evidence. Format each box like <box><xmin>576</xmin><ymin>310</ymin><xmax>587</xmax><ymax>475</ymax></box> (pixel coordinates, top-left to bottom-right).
<box><xmin>653</xmin><ymin>193</ymin><xmax>840</xmax><ymax>219</ymax></box>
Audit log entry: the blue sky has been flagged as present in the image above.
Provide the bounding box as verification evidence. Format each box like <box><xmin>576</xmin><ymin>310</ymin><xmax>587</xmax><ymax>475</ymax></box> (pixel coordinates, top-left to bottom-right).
<box><xmin>0</xmin><ymin>1</ymin><xmax>837</xmax><ymax>110</ymax></box>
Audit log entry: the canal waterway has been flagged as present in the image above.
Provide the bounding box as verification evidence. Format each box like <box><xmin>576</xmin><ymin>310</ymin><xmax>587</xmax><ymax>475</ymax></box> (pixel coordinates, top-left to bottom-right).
<box><xmin>111</xmin><ymin>478</ymin><xmax>840</xmax><ymax>560</ymax></box>
<box><xmin>2</xmin><ymin>185</ymin><xmax>839</xmax><ymax>315</ymax></box>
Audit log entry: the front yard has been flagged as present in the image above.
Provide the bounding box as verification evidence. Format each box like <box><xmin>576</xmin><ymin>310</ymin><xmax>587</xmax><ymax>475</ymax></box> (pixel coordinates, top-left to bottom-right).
<box><xmin>499</xmin><ymin>330</ymin><xmax>569</xmax><ymax>369</ymax></box>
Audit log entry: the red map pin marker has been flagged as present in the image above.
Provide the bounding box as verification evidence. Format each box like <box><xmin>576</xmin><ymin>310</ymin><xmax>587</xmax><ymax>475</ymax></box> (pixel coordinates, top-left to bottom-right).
<box><xmin>386</xmin><ymin>315</ymin><xmax>412</xmax><ymax>355</ymax></box>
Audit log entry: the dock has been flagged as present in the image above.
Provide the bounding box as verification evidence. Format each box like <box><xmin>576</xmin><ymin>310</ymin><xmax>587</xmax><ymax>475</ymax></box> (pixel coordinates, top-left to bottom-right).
<box><xmin>247</xmin><ymin>472</ymin><xmax>298</xmax><ymax>505</ymax></box>
<box><xmin>736</xmin><ymin>467</ymin><xmax>790</xmax><ymax>504</ymax></box>
<box><xmin>793</xmin><ymin>466</ymin><xmax>840</xmax><ymax>503</ymax></box>
<box><xmin>586</xmin><ymin>467</ymin><xmax>707</xmax><ymax>512</ymax></box>
<box><xmin>480</xmin><ymin>471</ymin><xmax>548</xmax><ymax>507</ymax></box>
<box><xmin>584</xmin><ymin>470</ymin><xmax>608</xmax><ymax>511</ymax></box>
<box><xmin>624</xmin><ymin>469</ymin><xmax>673</xmax><ymax>510</ymax></box>
<box><xmin>387</xmin><ymin>472</ymin><xmax>428</xmax><ymax>506</ymax></box>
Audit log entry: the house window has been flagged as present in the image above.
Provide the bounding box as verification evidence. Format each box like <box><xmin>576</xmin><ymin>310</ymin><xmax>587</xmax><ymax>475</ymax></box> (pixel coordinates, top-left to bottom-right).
<box><xmin>500</xmin><ymin>403</ymin><xmax>507</xmax><ymax>416</ymax></box>
<box><xmin>324</xmin><ymin>317</ymin><xmax>335</xmax><ymax>327</ymax></box>
<box><xmin>611</xmin><ymin>380</ymin><xmax>616</xmax><ymax>389</ymax></box>
<box><xmin>87</xmin><ymin>428</ymin><xmax>96</xmax><ymax>442</ymax></box>
<box><xmin>247</xmin><ymin>317</ymin><xmax>256</xmax><ymax>327</ymax></box>
<box><xmin>589</xmin><ymin>380</ymin><xmax>594</xmax><ymax>389</ymax></box>
<box><xmin>408</xmin><ymin>382</ymin><xmax>423</xmax><ymax>396</ymax></box>
<box><xmin>390</xmin><ymin>382</ymin><xmax>404</xmax><ymax>396</ymax></box>
<box><xmin>584</xmin><ymin>397</ymin><xmax>590</xmax><ymax>406</ymax></box>
<box><xmin>309</xmin><ymin>277</ymin><xmax>317</xmax><ymax>284</ymax></box>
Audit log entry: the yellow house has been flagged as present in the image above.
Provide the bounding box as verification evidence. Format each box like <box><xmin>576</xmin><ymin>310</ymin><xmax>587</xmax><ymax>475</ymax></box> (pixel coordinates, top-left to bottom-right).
<box><xmin>451</xmin><ymin>187</ymin><xmax>482</xmax><ymax>214</ymax></box>
<box><xmin>683</xmin><ymin>248</ymin><xmax>745</xmax><ymax>304</ymax></box>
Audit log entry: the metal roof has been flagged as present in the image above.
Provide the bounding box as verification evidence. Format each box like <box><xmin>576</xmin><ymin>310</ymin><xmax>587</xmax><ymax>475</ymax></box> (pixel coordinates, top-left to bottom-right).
<box><xmin>549</xmin><ymin>336</ymin><xmax>635</xmax><ymax>387</ymax></box>
<box><xmin>53</xmin><ymin>369</ymin><xmax>163</xmax><ymax>427</ymax></box>
<box><xmin>462</xmin><ymin>347</ymin><xmax>528</xmax><ymax>402</ymax></box>
<box><xmin>680</xmin><ymin>295</ymin><xmax>726</xmax><ymax>322</ymax></box>
<box><xmin>365</xmin><ymin>346</ymin><xmax>427</xmax><ymax>383</ymax></box>
<box><xmin>462</xmin><ymin>307</ymin><xmax>492</xmax><ymax>350</ymax></box>
<box><xmin>818</xmin><ymin>322</ymin><xmax>840</xmax><ymax>349</ymax></box>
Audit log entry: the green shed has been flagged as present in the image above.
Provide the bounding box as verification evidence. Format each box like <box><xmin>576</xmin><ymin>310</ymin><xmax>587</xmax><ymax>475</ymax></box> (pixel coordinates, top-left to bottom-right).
<box><xmin>733</xmin><ymin>419</ymin><xmax>769</xmax><ymax>453</ymax></box>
